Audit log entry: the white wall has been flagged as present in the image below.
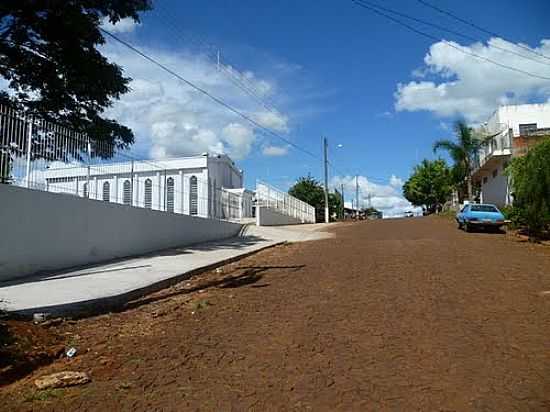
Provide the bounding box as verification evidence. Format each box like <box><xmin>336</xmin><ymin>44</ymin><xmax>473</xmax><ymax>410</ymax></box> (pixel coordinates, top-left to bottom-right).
<box><xmin>256</xmin><ymin>206</ymin><xmax>306</xmax><ymax>226</ymax></box>
<box><xmin>47</xmin><ymin>168</ymin><xmax>212</xmax><ymax>217</ymax></box>
<box><xmin>0</xmin><ymin>184</ymin><xmax>242</xmax><ymax>281</ymax></box>
<box><xmin>495</xmin><ymin>103</ymin><xmax>550</xmax><ymax>136</ymax></box>
<box><xmin>207</xmin><ymin>155</ymin><xmax>243</xmax><ymax>189</ymax></box>
<box><xmin>479</xmin><ymin>160</ymin><xmax>511</xmax><ymax>207</ymax></box>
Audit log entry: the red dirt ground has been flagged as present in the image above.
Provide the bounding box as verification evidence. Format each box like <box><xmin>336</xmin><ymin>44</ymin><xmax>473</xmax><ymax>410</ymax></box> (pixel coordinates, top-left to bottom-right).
<box><xmin>1</xmin><ymin>217</ymin><xmax>550</xmax><ymax>410</ymax></box>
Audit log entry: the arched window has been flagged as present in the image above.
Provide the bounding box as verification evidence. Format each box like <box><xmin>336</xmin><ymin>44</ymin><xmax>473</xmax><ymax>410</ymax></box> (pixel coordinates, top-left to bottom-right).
<box><xmin>189</xmin><ymin>176</ymin><xmax>198</xmax><ymax>215</ymax></box>
<box><xmin>102</xmin><ymin>181</ymin><xmax>110</xmax><ymax>202</ymax></box>
<box><xmin>123</xmin><ymin>180</ymin><xmax>132</xmax><ymax>206</ymax></box>
<box><xmin>82</xmin><ymin>183</ymin><xmax>88</xmax><ymax>198</ymax></box>
<box><xmin>144</xmin><ymin>178</ymin><xmax>152</xmax><ymax>209</ymax></box>
<box><xmin>166</xmin><ymin>177</ymin><xmax>174</xmax><ymax>213</ymax></box>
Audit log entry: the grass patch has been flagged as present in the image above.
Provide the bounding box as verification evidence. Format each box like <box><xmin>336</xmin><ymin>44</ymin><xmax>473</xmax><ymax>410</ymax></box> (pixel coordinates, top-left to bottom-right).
<box><xmin>24</xmin><ymin>388</ymin><xmax>64</xmax><ymax>402</ymax></box>
<box><xmin>437</xmin><ymin>209</ymin><xmax>457</xmax><ymax>219</ymax></box>
<box><xmin>117</xmin><ymin>382</ymin><xmax>132</xmax><ymax>390</ymax></box>
<box><xmin>65</xmin><ymin>334</ymin><xmax>80</xmax><ymax>348</ymax></box>
<box><xmin>191</xmin><ymin>299</ymin><xmax>211</xmax><ymax>312</ymax></box>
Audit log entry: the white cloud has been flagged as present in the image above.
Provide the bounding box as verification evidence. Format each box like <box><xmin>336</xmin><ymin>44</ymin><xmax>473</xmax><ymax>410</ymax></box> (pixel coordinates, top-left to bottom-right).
<box><xmin>222</xmin><ymin>123</ymin><xmax>254</xmax><ymax>160</ymax></box>
<box><xmin>101</xmin><ymin>17</ymin><xmax>140</xmax><ymax>33</ymax></box>
<box><xmin>101</xmin><ymin>42</ymin><xmax>291</xmax><ymax>161</ymax></box>
<box><xmin>253</xmin><ymin>111</ymin><xmax>289</xmax><ymax>132</ymax></box>
<box><xmin>262</xmin><ymin>145</ymin><xmax>289</xmax><ymax>156</ymax></box>
<box><xmin>331</xmin><ymin>175</ymin><xmax>420</xmax><ymax>217</ymax></box>
<box><xmin>395</xmin><ymin>38</ymin><xmax>550</xmax><ymax>122</ymax></box>
<box><xmin>375</xmin><ymin>111</ymin><xmax>393</xmax><ymax>119</ymax></box>
<box><xmin>411</xmin><ymin>67</ymin><xmax>427</xmax><ymax>78</ymax></box>
<box><xmin>389</xmin><ymin>174</ymin><xmax>403</xmax><ymax>188</ymax></box>
<box><xmin>439</xmin><ymin>121</ymin><xmax>450</xmax><ymax>131</ymax></box>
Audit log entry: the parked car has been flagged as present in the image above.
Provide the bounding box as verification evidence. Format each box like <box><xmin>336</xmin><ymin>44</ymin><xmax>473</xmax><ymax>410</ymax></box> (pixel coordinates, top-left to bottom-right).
<box><xmin>456</xmin><ymin>203</ymin><xmax>506</xmax><ymax>232</ymax></box>
<box><xmin>404</xmin><ymin>211</ymin><xmax>414</xmax><ymax>218</ymax></box>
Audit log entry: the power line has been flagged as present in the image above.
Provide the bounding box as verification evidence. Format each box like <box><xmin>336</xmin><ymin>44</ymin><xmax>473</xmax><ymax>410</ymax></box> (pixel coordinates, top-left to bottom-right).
<box><xmin>355</xmin><ymin>0</ymin><xmax>550</xmax><ymax>68</ymax></box>
<box><xmin>134</xmin><ymin>7</ymin><xmax>397</xmax><ymax>187</ymax></box>
<box><xmin>100</xmin><ymin>28</ymin><xmax>321</xmax><ymax>160</ymax></box>
<box><xmin>100</xmin><ymin>29</ymin><xmax>393</xmax><ymax>186</ymax></box>
<box><xmin>153</xmin><ymin>5</ymin><xmax>282</xmax><ymax>116</ymax></box>
<box><xmin>327</xmin><ymin>159</ymin><xmax>392</xmax><ymax>185</ymax></box>
<box><xmin>416</xmin><ymin>0</ymin><xmax>550</xmax><ymax>62</ymax></box>
<box><xmin>351</xmin><ymin>0</ymin><xmax>550</xmax><ymax>81</ymax></box>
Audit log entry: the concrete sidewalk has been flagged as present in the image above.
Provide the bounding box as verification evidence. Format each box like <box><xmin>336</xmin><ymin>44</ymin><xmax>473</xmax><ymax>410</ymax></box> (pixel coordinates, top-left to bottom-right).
<box><xmin>0</xmin><ymin>224</ymin><xmax>331</xmax><ymax>317</ymax></box>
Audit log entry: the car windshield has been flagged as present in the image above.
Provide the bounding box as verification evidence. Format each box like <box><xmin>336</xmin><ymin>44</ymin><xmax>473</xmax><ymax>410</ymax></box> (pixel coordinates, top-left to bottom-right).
<box><xmin>471</xmin><ymin>205</ymin><xmax>499</xmax><ymax>213</ymax></box>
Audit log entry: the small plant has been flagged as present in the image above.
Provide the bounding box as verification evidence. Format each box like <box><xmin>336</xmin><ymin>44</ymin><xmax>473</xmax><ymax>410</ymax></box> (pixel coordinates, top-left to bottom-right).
<box><xmin>117</xmin><ymin>382</ymin><xmax>132</xmax><ymax>390</ymax></box>
<box><xmin>24</xmin><ymin>388</ymin><xmax>64</xmax><ymax>402</ymax></box>
<box><xmin>191</xmin><ymin>299</ymin><xmax>211</xmax><ymax>312</ymax></box>
<box><xmin>65</xmin><ymin>334</ymin><xmax>80</xmax><ymax>348</ymax></box>
<box><xmin>500</xmin><ymin>205</ymin><xmax>522</xmax><ymax>230</ymax></box>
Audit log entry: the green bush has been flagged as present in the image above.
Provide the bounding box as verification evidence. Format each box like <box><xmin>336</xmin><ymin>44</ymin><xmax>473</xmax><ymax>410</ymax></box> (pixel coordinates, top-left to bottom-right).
<box><xmin>500</xmin><ymin>205</ymin><xmax>525</xmax><ymax>230</ymax></box>
<box><xmin>499</xmin><ymin>205</ymin><xmax>513</xmax><ymax>219</ymax></box>
<box><xmin>507</xmin><ymin>139</ymin><xmax>550</xmax><ymax>239</ymax></box>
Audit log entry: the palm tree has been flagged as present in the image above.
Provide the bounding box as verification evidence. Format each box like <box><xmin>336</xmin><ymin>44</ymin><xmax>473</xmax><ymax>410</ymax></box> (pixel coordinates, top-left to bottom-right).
<box><xmin>433</xmin><ymin>120</ymin><xmax>480</xmax><ymax>202</ymax></box>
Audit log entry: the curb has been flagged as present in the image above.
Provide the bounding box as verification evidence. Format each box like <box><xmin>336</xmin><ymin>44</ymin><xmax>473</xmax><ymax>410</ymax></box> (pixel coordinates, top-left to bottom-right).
<box><xmin>8</xmin><ymin>240</ymin><xmax>287</xmax><ymax>319</ymax></box>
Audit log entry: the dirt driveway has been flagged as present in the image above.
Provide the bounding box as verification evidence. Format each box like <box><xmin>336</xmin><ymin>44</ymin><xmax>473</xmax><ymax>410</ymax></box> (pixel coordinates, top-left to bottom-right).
<box><xmin>2</xmin><ymin>217</ymin><xmax>550</xmax><ymax>410</ymax></box>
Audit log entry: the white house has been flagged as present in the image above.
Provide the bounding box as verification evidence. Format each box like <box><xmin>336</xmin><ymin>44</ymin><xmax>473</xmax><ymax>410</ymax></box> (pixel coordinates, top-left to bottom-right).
<box><xmin>44</xmin><ymin>153</ymin><xmax>254</xmax><ymax>220</ymax></box>
<box><xmin>472</xmin><ymin>103</ymin><xmax>550</xmax><ymax>207</ymax></box>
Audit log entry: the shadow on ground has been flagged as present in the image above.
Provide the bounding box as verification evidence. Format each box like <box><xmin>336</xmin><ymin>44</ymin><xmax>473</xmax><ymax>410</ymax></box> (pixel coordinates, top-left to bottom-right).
<box><xmin>124</xmin><ymin>265</ymin><xmax>305</xmax><ymax>311</ymax></box>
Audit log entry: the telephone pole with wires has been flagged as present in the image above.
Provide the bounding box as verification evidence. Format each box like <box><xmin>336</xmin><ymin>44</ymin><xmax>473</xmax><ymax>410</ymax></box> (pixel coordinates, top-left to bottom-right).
<box><xmin>355</xmin><ymin>175</ymin><xmax>359</xmax><ymax>219</ymax></box>
<box><xmin>323</xmin><ymin>137</ymin><xmax>329</xmax><ymax>224</ymax></box>
<box><xmin>341</xmin><ymin>183</ymin><xmax>345</xmax><ymax>220</ymax></box>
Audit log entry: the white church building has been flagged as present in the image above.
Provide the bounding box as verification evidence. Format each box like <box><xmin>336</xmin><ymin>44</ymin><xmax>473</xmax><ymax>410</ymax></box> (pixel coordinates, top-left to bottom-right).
<box><xmin>43</xmin><ymin>153</ymin><xmax>254</xmax><ymax>220</ymax></box>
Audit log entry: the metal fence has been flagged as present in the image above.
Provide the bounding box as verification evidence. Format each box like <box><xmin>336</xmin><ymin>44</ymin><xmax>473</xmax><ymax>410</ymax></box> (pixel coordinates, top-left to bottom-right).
<box><xmin>0</xmin><ymin>104</ymin><xmax>245</xmax><ymax>221</ymax></box>
<box><xmin>255</xmin><ymin>180</ymin><xmax>316</xmax><ymax>223</ymax></box>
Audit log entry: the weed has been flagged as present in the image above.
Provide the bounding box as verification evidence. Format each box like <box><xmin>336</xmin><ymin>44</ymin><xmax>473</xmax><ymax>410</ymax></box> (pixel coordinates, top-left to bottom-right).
<box><xmin>117</xmin><ymin>382</ymin><xmax>132</xmax><ymax>390</ymax></box>
<box><xmin>191</xmin><ymin>299</ymin><xmax>211</xmax><ymax>312</ymax></box>
<box><xmin>24</xmin><ymin>388</ymin><xmax>64</xmax><ymax>402</ymax></box>
<box><xmin>65</xmin><ymin>334</ymin><xmax>80</xmax><ymax>348</ymax></box>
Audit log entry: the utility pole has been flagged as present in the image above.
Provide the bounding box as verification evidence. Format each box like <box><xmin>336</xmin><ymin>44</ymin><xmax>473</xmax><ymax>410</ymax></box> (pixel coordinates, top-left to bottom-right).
<box><xmin>323</xmin><ymin>137</ymin><xmax>329</xmax><ymax>224</ymax></box>
<box><xmin>355</xmin><ymin>175</ymin><xmax>359</xmax><ymax>219</ymax></box>
<box><xmin>341</xmin><ymin>183</ymin><xmax>345</xmax><ymax>220</ymax></box>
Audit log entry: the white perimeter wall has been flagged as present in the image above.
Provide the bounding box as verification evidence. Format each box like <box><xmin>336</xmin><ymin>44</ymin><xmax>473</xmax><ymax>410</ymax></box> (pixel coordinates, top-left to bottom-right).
<box><xmin>0</xmin><ymin>185</ymin><xmax>242</xmax><ymax>281</ymax></box>
<box><xmin>256</xmin><ymin>206</ymin><xmax>305</xmax><ymax>226</ymax></box>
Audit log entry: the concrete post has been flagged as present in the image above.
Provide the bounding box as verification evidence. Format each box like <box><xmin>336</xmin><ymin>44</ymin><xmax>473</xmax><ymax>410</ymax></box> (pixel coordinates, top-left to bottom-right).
<box><xmin>24</xmin><ymin>117</ymin><xmax>33</xmax><ymax>188</ymax></box>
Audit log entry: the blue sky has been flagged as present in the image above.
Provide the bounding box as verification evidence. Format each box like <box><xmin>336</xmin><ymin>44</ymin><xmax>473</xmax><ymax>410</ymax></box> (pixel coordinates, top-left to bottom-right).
<box><xmin>99</xmin><ymin>0</ymin><xmax>550</xmax><ymax>215</ymax></box>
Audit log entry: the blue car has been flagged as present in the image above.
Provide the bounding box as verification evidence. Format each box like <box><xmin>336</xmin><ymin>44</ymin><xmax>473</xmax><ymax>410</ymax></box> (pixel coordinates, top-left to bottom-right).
<box><xmin>456</xmin><ymin>203</ymin><xmax>506</xmax><ymax>232</ymax></box>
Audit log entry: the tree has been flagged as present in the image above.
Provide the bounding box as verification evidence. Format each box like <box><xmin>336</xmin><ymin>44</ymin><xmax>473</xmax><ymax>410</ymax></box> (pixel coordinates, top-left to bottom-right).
<box><xmin>329</xmin><ymin>189</ymin><xmax>344</xmax><ymax>220</ymax></box>
<box><xmin>362</xmin><ymin>207</ymin><xmax>382</xmax><ymax>219</ymax></box>
<box><xmin>0</xmin><ymin>1</ymin><xmax>152</xmax><ymax>149</ymax></box>
<box><xmin>403</xmin><ymin>159</ymin><xmax>453</xmax><ymax>214</ymax></box>
<box><xmin>433</xmin><ymin>120</ymin><xmax>481</xmax><ymax>202</ymax></box>
<box><xmin>288</xmin><ymin>175</ymin><xmax>341</xmax><ymax>222</ymax></box>
<box><xmin>506</xmin><ymin>139</ymin><xmax>550</xmax><ymax>240</ymax></box>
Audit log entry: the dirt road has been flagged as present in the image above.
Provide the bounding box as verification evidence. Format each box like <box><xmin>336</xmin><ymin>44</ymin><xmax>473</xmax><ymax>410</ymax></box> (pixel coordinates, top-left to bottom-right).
<box><xmin>2</xmin><ymin>217</ymin><xmax>550</xmax><ymax>410</ymax></box>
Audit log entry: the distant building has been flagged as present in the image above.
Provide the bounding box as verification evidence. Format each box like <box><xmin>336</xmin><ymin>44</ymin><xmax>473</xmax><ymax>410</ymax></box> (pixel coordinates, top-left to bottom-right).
<box><xmin>471</xmin><ymin>103</ymin><xmax>550</xmax><ymax>207</ymax></box>
<box><xmin>343</xmin><ymin>205</ymin><xmax>382</xmax><ymax>220</ymax></box>
<box><xmin>44</xmin><ymin>153</ymin><xmax>254</xmax><ymax>220</ymax></box>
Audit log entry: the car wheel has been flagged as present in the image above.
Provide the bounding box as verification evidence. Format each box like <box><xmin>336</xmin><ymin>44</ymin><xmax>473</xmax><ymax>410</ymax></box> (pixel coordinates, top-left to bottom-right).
<box><xmin>464</xmin><ymin>223</ymin><xmax>471</xmax><ymax>232</ymax></box>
